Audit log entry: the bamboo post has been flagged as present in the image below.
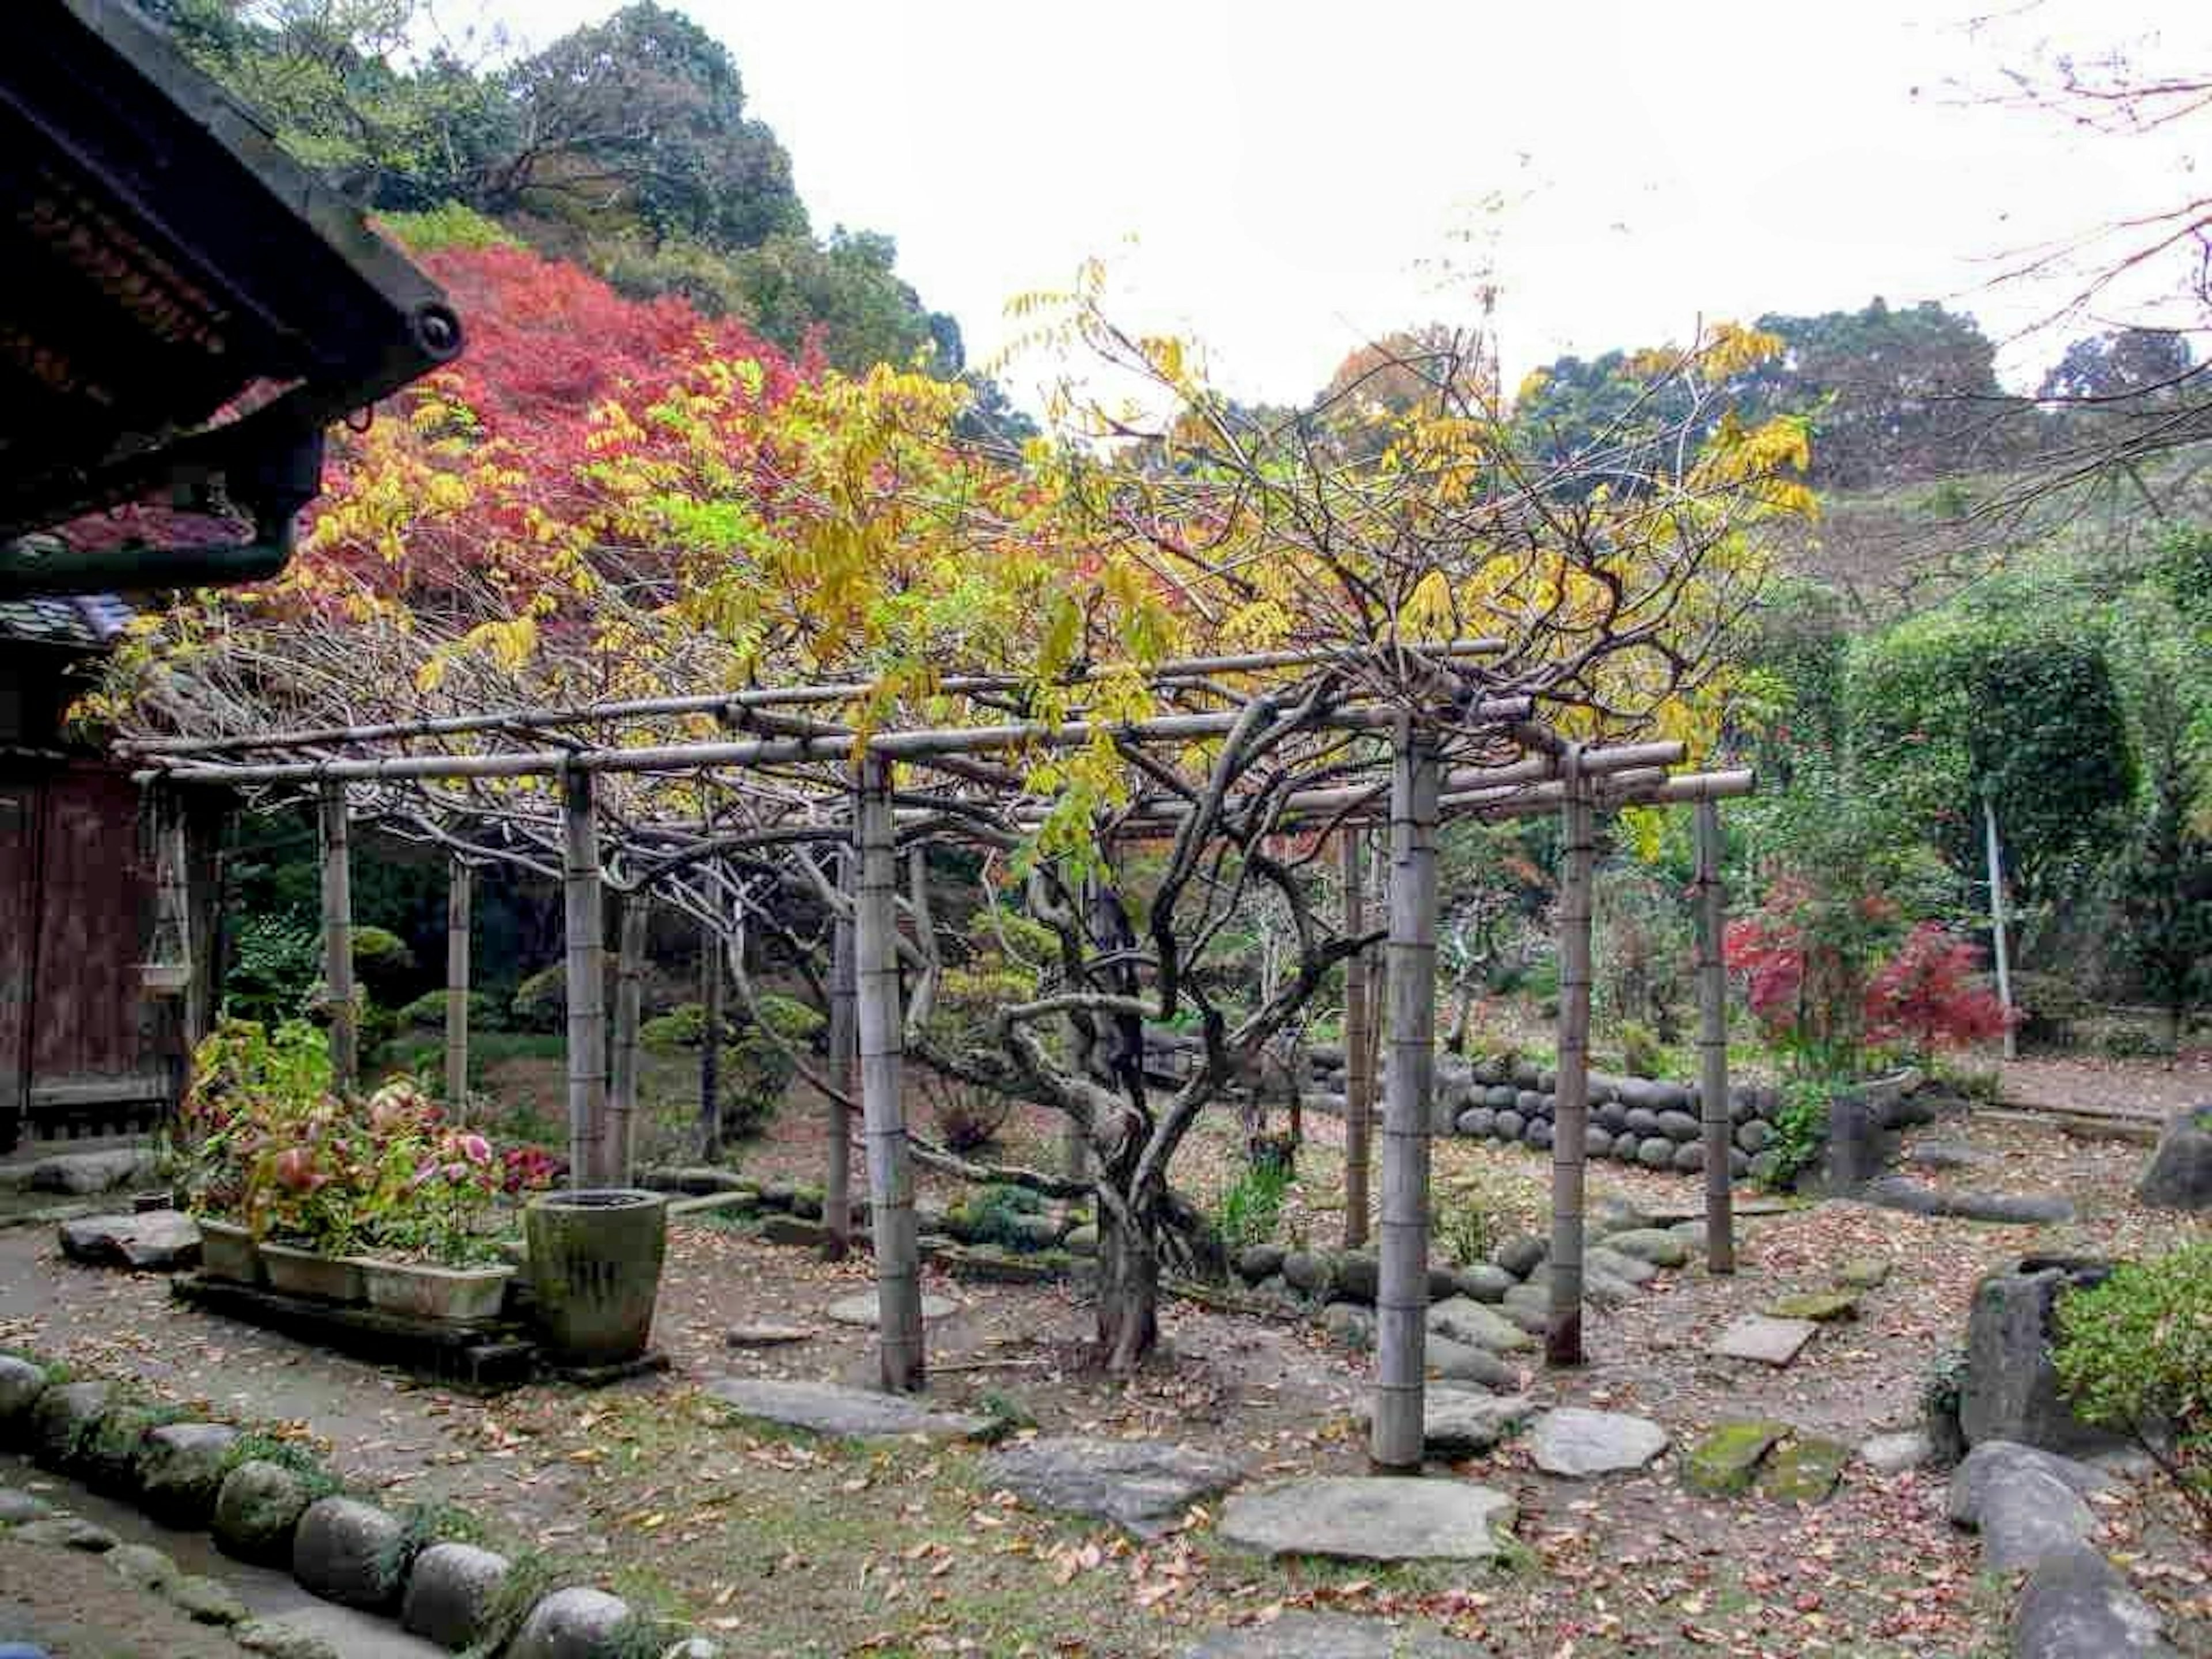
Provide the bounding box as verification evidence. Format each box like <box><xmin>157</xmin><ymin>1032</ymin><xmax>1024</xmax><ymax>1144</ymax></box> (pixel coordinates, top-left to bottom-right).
<box><xmin>1371</xmin><ymin>725</ymin><xmax>1438</xmax><ymax>1474</ymax></box>
<box><xmin>855</xmin><ymin>754</ymin><xmax>923</xmax><ymax>1391</ymax></box>
<box><xmin>609</xmin><ymin>892</ymin><xmax>649</xmax><ymax>1187</ymax></box>
<box><xmin>1694</xmin><ymin>800</ymin><xmax>1735</xmax><ymax>1275</ymax></box>
<box><xmin>824</xmin><ymin>846</ymin><xmax>857</xmax><ymax>1260</ymax></box>
<box><xmin>1983</xmin><ymin>791</ymin><xmax>2017</xmax><ymax>1061</ymax></box>
<box><xmin>561</xmin><ymin>768</ymin><xmax>608</xmax><ymax>1188</ymax></box>
<box><xmin>1547</xmin><ymin>749</ymin><xmax>1594</xmax><ymax>1368</ymax></box>
<box><xmin>699</xmin><ymin>925</ymin><xmax>723</xmax><ymax>1160</ymax></box>
<box><xmin>444</xmin><ymin>858</ymin><xmax>472</xmax><ymax>1113</ymax></box>
<box><xmin>1341</xmin><ymin>826</ymin><xmax>1373</xmax><ymax>1250</ymax></box>
<box><xmin>316</xmin><ymin>782</ymin><xmax>357</xmax><ymax>1090</ymax></box>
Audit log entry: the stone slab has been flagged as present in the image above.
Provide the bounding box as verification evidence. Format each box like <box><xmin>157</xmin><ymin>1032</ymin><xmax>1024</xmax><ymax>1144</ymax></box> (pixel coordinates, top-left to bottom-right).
<box><xmin>1183</xmin><ymin>1611</ymin><xmax>1482</xmax><ymax>1657</ymax></box>
<box><xmin>1218</xmin><ymin>1475</ymin><xmax>1516</xmax><ymax>1562</ymax></box>
<box><xmin>1425</xmin><ymin>1295</ymin><xmax>1534</xmax><ymax>1354</ymax></box>
<box><xmin>1529</xmin><ymin>1408</ymin><xmax>1668</xmax><ymax>1477</ymax></box>
<box><xmin>2013</xmin><ymin>1540</ymin><xmax>2175</xmax><ymax>1658</ymax></box>
<box><xmin>1858</xmin><ymin>1430</ymin><xmax>1932</xmax><ymax>1474</ymax></box>
<box><xmin>724</xmin><ymin>1322</ymin><xmax>816</xmax><ymax>1347</ymax></box>
<box><xmin>58</xmin><ymin>1210</ymin><xmax>201</xmax><ymax>1271</ymax></box>
<box><xmin>823</xmin><ymin>1291</ymin><xmax>960</xmax><ymax>1327</ymax></box>
<box><xmin>980</xmin><ymin>1437</ymin><xmax>1243</xmax><ymax>1536</ymax></box>
<box><xmin>703</xmin><ymin>1377</ymin><xmax>992</xmax><ymax>1440</ymax></box>
<box><xmin>1709</xmin><ymin>1315</ymin><xmax>1819</xmax><ymax>1367</ymax></box>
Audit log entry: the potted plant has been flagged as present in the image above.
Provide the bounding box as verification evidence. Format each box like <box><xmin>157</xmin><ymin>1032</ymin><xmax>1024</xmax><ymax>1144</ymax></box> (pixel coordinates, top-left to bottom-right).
<box><xmin>344</xmin><ymin>1082</ymin><xmax>532</xmax><ymax>1323</ymax></box>
<box><xmin>173</xmin><ymin>1019</ymin><xmax>337</xmax><ymax>1285</ymax></box>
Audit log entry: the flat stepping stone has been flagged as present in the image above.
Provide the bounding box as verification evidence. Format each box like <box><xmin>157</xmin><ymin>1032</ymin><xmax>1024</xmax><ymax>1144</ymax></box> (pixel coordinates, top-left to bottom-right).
<box><xmin>1425</xmin><ymin>1334</ymin><xmax>1517</xmax><ymax>1391</ymax></box>
<box><xmin>1710</xmin><ymin>1314</ymin><xmax>1819</xmax><ymax>1366</ymax></box>
<box><xmin>1758</xmin><ymin>1436</ymin><xmax>1848</xmax><ymax>1502</ymax></box>
<box><xmin>1862</xmin><ymin>1176</ymin><xmax>2074</xmax><ymax>1225</ymax></box>
<box><xmin>1184</xmin><ymin>1611</ymin><xmax>1482</xmax><ymax>1657</ymax></box>
<box><xmin>1219</xmin><ymin>1475</ymin><xmax>1516</xmax><ymax>1561</ymax></box>
<box><xmin>1684</xmin><ymin>1420</ymin><xmax>1790</xmax><ymax>1495</ymax></box>
<box><xmin>1764</xmin><ymin>1290</ymin><xmax>1858</xmax><ymax>1323</ymax></box>
<box><xmin>1358</xmin><ymin>1388</ymin><xmax>1532</xmax><ymax>1459</ymax></box>
<box><xmin>980</xmin><ymin>1437</ymin><xmax>1243</xmax><ymax>1537</ymax></box>
<box><xmin>824</xmin><ymin>1291</ymin><xmax>960</xmax><ymax>1327</ymax></box>
<box><xmin>1601</xmin><ymin>1228</ymin><xmax>1691</xmax><ymax>1268</ymax></box>
<box><xmin>725</xmin><ymin>1321</ymin><xmax>816</xmax><ymax>1347</ymax></box>
<box><xmin>57</xmin><ymin>1209</ymin><xmax>200</xmax><ymax>1270</ymax></box>
<box><xmin>704</xmin><ymin>1377</ymin><xmax>992</xmax><ymax>1441</ymax></box>
<box><xmin>1529</xmin><ymin>1408</ymin><xmax>1669</xmax><ymax>1476</ymax></box>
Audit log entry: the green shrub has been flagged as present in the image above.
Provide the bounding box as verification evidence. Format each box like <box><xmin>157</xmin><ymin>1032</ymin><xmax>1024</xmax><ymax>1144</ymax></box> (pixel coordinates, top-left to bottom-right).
<box><xmin>1434</xmin><ymin>1200</ymin><xmax>1499</xmax><ymax>1270</ymax></box>
<box><xmin>714</xmin><ymin>993</ymin><xmax>824</xmax><ymax>1139</ymax></box>
<box><xmin>952</xmin><ymin>1183</ymin><xmax>1048</xmax><ymax>1248</ymax></box>
<box><xmin>1763</xmin><ymin>1075</ymin><xmax>1834</xmax><ymax>1190</ymax></box>
<box><xmin>349</xmin><ymin>926</ymin><xmax>416</xmax><ymax>1003</ymax></box>
<box><xmin>640</xmin><ymin>1002</ymin><xmax>709</xmax><ymax>1050</ymax></box>
<box><xmin>222</xmin><ymin>914</ymin><xmax>322</xmax><ymax>1024</ymax></box>
<box><xmin>377</xmin><ymin>202</ymin><xmax>522</xmax><ymax>253</ymax></box>
<box><xmin>396</xmin><ymin>990</ymin><xmax>506</xmax><ymax>1033</ymax></box>
<box><xmin>1215</xmin><ymin>1160</ymin><xmax>1290</xmax><ymax>1252</ymax></box>
<box><xmin>509</xmin><ymin>965</ymin><xmax>566</xmax><ymax>1032</ymax></box>
<box><xmin>2055</xmin><ymin>1241</ymin><xmax>2212</xmax><ymax>1535</ymax></box>
<box><xmin>1614</xmin><ymin>1020</ymin><xmax>1666</xmax><ymax>1080</ymax></box>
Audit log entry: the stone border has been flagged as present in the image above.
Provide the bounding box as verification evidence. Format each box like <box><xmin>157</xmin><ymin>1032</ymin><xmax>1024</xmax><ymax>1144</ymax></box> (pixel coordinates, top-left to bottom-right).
<box><xmin>0</xmin><ymin>1349</ymin><xmax>721</xmax><ymax>1659</ymax></box>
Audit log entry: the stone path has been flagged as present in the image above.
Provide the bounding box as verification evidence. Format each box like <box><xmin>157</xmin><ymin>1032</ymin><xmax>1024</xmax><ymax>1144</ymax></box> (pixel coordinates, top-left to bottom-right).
<box><xmin>1528</xmin><ymin>1408</ymin><xmax>1668</xmax><ymax>1476</ymax></box>
<box><xmin>979</xmin><ymin>1437</ymin><xmax>1243</xmax><ymax>1537</ymax></box>
<box><xmin>702</xmin><ymin>1377</ymin><xmax>992</xmax><ymax>1440</ymax></box>
<box><xmin>1218</xmin><ymin>1476</ymin><xmax>1515</xmax><ymax>1562</ymax></box>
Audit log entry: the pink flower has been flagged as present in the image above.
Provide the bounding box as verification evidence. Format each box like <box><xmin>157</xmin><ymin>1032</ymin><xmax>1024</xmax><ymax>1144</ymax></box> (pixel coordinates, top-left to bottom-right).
<box><xmin>457</xmin><ymin>1134</ymin><xmax>493</xmax><ymax>1166</ymax></box>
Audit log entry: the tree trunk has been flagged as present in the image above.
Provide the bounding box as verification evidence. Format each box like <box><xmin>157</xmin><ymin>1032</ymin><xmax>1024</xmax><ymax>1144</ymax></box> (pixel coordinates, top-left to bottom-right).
<box><xmin>855</xmin><ymin>756</ymin><xmax>923</xmax><ymax>1391</ymax></box>
<box><xmin>1341</xmin><ymin>827</ymin><xmax>1372</xmax><ymax>1251</ymax></box>
<box><xmin>561</xmin><ymin>769</ymin><xmax>608</xmax><ymax>1188</ymax></box>
<box><xmin>609</xmin><ymin>892</ymin><xmax>649</xmax><ymax>1187</ymax></box>
<box><xmin>1546</xmin><ymin>756</ymin><xmax>1594</xmax><ymax>1368</ymax></box>
<box><xmin>1694</xmin><ymin>800</ymin><xmax>1736</xmax><ymax>1275</ymax></box>
<box><xmin>824</xmin><ymin>847</ymin><xmax>857</xmax><ymax>1259</ymax></box>
<box><xmin>1373</xmin><ymin>726</ymin><xmax>1438</xmax><ymax>1472</ymax></box>
<box><xmin>1094</xmin><ymin>1181</ymin><xmax>1164</xmax><ymax>1375</ymax></box>
<box><xmin>317</xmin><ymin>782</ymin><xmax>357</xmax><ymax>1091</ymax></box>
<box><xmin>699</xmin><ymin>923</ymin><xmax>722</xmax><ymax>1161</ymax></box>
<box><xmin>445</xmin><ymin>858</ymin><xmax>472</xmax><ymax>1115</ymax></box>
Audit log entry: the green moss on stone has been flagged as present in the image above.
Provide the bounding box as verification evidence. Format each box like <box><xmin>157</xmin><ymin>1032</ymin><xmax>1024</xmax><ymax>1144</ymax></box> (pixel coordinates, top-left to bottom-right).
<box><xmin>1835</xmin><ymin>1258</ymin><xmax>1892</xmax><ymax>1291</ymax></box>
<box><xmin>1683</xmin><ymin>1420</ymin><xmax>1789</xmax><ymax>1495</ymax></box>
<box><xmin>1765</xmin><ymin>1290</ymin><xmax>1859</xmax><ymax>1322</ymax></box>
<box><xmin>1759</xmin><ymin>1437</ymin><xmax>1848</xmax><ymax>1502</ymax></box>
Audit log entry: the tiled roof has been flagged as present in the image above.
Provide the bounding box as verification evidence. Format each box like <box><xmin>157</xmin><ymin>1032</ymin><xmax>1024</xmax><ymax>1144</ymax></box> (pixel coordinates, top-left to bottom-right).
<box><xmin>0</xmin><ymin>593</ymin><xmax>132</xmax><ymax>652</ymax></box>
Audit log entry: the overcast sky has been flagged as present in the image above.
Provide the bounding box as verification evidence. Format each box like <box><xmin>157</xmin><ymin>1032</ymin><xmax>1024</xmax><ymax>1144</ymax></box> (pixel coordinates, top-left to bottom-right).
<box><xmin>453</xmin><ymin>0</ymin><xmax>2206</xmax><ymax>407</ymax></box>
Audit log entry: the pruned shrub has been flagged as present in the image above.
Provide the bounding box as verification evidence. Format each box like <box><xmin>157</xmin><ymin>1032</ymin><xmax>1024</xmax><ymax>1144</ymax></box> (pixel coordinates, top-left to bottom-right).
<box><xmin>2055</xmin><ymin>1240</ymin><xmax>2212</xmax><ymax>1535</ymax></box>
<box><xmin>640</xmin><ymin>1002</ymin><xmax>709</xmax><ymax>1050</ymax></box>
<box><xmin>1215</xmin><ymin>1159</ymin><xmax>1290</xmax><ymax>1252</ymax></box>
<box><xmin>919</xmin><ymin>1073</ymin><xmax>1014</xmax><ymax>1153</ymax></box>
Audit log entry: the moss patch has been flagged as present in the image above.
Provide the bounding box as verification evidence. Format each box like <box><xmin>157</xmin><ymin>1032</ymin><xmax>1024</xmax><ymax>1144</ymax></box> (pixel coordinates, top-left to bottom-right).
<box><xmin>1765</xmin><ymin>1290</ymin><xmax>1860</xmax><ymax>1322</ymax></box>
<box><xmin>1758</xmin><ymin>1437</ymin><xmax>1849</xmax><ymax>1502</ymax></box>
<box><xmin>1683</xmin><ymin>1420</ymin><xmax>1789</xmax><ymax>1495</ymax></box>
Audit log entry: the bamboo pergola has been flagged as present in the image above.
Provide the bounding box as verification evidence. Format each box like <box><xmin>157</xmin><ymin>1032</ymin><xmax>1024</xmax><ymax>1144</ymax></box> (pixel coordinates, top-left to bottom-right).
<box><xmin>125</xmin><ymin>637</ymin><xmax>1748</xmax><ymax>1473</ymax></box>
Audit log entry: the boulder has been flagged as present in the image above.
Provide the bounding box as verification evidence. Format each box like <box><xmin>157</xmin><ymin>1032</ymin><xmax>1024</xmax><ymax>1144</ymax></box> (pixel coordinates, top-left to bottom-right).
<box><xmin>1586</xmin><ymin>1128</ymin><xmax>1613</xmax><ymax>1158</ymax></box>
<box><xmin>1735</xmin><ymin>1119</ymin><xmax>1771</xmax><ymax>1154</ymax></box>
<box><xmin>0</xmin><ymin>1357</ymin><xmax>47</xmax><ymax>1437</ymax></box>
<box><xmin>1492</xmin><ymin>1234</ymin><xmax>1547</xmax><ymax>1280</ymax></box>
<box><xmin>291</xmin><ymin>1496</ymin><xmax>406</xmax><ymax>1609</ymax></box>
<box><xmin>980</xmin><ymin>1437</ymin><xmax>1243</xmax><ymax>1537</ymax></box>
<box><xmin>1455</xmin><ymin>1107</ymin><xmax>1495</xmax><ymax>1138</ymax></box>
<box><xmin>1321</xmin><ymin>1302</ymin><xmax>1374</xmax><ymax>1351</ymax></box>
<box><xmin>2137</xmin><ymin>1105</ymin><xmax>2212</xmax><ymax>1211</ymax></box>
<box><xmin>1623</xmin><ymin>1107</ymin><xmax>1660</xmax><ymax>1137</ymax></box>
<box><xmin>1637</xmin><ymin>1137</ymin><xmax>1675</xmax><ymax>1169</ymax></box>
<box><xmin>2012</xmin><ymin>1540</ymin><xmax>2176</xmax><ymax>1659</ymax></box>
<box><xmin>14</xmin><ymin>1515</ymin><xmax>118</xmax><ymax>1552</ymax></box>
<box><xmin>1669</xmin><ymin>1142</ymin><xmax>1706</xmax><ymax>1173</ymax></box>
<box><xmin>1426</xmin><ymin>1296</ymin><xmax>1534</xmax><ymax>1354</ymax></box>
<box><xmin>1281</xmin><ymin>1251</ymin><xmax>1330</xmax><ymax>1295</ymax></box>
<box><xmin>1858</xmin><ymin>1430</ymin><xmax>1931</xmax><ymax>1474</ymax></box>
<box><xmin>402</xmin><ymin>1542</ymin><xmax>512</xmax><ymax>1650</ymax></box>
<box><xmin>1331</xmin><ymin>1252</ymin><xmax>1380</xmax><ymax>1305</ymax></box>
<box><xmin>1976</xmin><ymin>1462</ymin><xmax>2099</xmax><ymax>1572</ymax></box>
<box><xmin>1425</xmin><ymin>1335</ymin><xmax>1518</xmax><ymax>1391</ymax></box>
<box><xmin>1655</xmin><ymin>1110</ymin><xmax>1701</xmax><ymax>1142</ymax></box>
<box><xmin>107</xmin><ymin>1542</ymin><xmax>179</xmax><ymax>1590</ymax></box>
<box><xmin>1451</xmin><ymin>1264</ymin><xmax>1514</xmax><ymax>1304</ymax></box>
<box><xmin>509</xmin><ymin>1588</ymin><xmax>636</xmax><ymax>1659</ymax></box>
<box><xmin>1493</xmin><ymin>1110</ymin><xmax>1525</xmax><ymax>1142</ymax></box>
<box><xmin>1594</xmin><ymin>1101</ymin><xmax>1629</xmax><ymax>1134</ymax></box>
<box><xmin>1528</xmin><ymin>1408</ymin><xmax>1668</xmax><ymax>1477</ymax></box>
<box><xmin>1585</xmin><ymin>1247</ymin><xmax>1656</xmax><ymax>1287</ymax></box>
<box><xmin>1961</xmin><ymin>1263</ymin><xmax>2127</xmax><ymax>1455</ymax></box>
<box><xmin>29</xmin><ymin>1147</ymin><xmax>155</xmax><ymax>1195</ymax></box>
<box><xmin>1498</xmin><ymin>1282</ymin><xmax>1550</xmax><ymax>1335</ymax></box>
<box><xmin>56</xmin><ymin>1210</ymin><xmax>200</xmax><ymax>1271</ymax></box>
<box><xmin>28</xmin><ymin>1380</ymin><xmax>111</xmax><ymax>1472</ymax></box>
<box><xmin>1603</xmin><ymin>1229</ymin><xmax>1690</xmax><ymax>1268</ymax></box>
<box><xmin>1526</xmin><ymin>1120</ymin><xmax>1554</xmax><ymax>1150</ymax></box>
<box><xmin>135</xmin><ymin>1422</ymin><xmax>239</xmax><ymax>1528</ymax></box>
<box><xmin>0</xmin><ymin>1490</ymin><xmax>54</xmax><ymax>1526</ymax></box>
<box><xmin>214</xmin><ymin>1459</ymin><xmax>316</xmax><ymax>1566</ymax></box>
<box><xmin>1946</xmin><ymin>1441</ymin><xmax>2112</xmax><ymax>1529</ymax></box>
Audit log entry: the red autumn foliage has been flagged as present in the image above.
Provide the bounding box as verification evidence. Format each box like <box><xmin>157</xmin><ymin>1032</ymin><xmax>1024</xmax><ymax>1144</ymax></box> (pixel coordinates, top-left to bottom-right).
<box><xmin>1862</xmin><ymin>921</ymin><xmax>2014</xmax><ymax>1055</ymax></box>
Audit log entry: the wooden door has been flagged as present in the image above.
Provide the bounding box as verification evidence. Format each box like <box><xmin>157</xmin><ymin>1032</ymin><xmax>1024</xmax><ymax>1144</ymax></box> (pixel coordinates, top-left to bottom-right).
<box><xmin>0</xmin><ymin>781</ymin><xmax>37</xmax><ymax>1119</ymax></box>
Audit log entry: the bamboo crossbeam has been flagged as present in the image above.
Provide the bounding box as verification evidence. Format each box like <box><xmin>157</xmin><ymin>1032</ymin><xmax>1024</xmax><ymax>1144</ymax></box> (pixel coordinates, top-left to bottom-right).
<box><xmin>119</xmin><ymin>639</ymin><xmax>1510</xmax><ymax>758</ymax></box>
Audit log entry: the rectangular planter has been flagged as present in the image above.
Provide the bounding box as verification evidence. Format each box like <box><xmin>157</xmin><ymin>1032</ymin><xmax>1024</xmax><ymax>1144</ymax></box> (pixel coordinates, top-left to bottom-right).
<box><xmin>352</xmin><ymin>1258</ymin><xmax>516</xmax><ymax>1324</ymax></box>
<box><xmin>196</xmin><ymin>1218</ymin><xmax>262</xmax><ymax>1286</ymax></box>
<box><xmin>259</xmin><ymin>1243</ymin><xmax>366</xmax><ymax>1305</ymax></box>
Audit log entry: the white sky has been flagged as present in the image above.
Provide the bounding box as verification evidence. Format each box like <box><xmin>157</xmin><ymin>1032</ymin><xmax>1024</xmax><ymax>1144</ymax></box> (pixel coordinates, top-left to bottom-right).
<box><xmin>453</xmin><ymin>0</ymin><xmax>2207</xmax><ymax>408</ymax></box>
